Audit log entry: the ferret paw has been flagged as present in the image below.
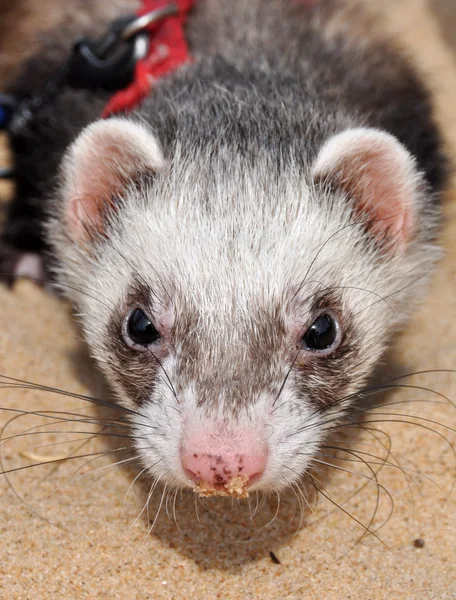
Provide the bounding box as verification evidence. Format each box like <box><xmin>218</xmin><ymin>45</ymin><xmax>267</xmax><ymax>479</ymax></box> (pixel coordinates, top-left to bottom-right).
<box><xmin>0</xmin><ymin>241</ymin><xmax>45</xmax><ymax>287</ymax></box>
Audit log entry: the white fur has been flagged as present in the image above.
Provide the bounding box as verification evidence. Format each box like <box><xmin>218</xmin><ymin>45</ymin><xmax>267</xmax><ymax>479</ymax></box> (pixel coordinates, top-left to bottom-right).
<box><xmin>48</xmin><ymin>122</ymin><xmax>440</xmax><ymax>492</ymax></box>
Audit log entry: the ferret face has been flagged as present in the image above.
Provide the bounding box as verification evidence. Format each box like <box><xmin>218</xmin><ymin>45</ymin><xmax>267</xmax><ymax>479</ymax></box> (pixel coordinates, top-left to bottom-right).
<box><xmin>49</xmin><ymin>119</ymin><xmax>438</xmax><ymax>496</ymax></box>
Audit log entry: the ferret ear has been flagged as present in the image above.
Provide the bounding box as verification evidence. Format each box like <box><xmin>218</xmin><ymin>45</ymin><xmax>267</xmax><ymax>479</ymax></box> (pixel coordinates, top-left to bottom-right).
<box><xmin>61</xmin><ymin>118</ymin><xmax>165</xmax><ymax>241</ymax></box>
<box><xmin>312</xmin><ymin>128</ymin><xmax>421</xmax><ymax>249</ymax></box>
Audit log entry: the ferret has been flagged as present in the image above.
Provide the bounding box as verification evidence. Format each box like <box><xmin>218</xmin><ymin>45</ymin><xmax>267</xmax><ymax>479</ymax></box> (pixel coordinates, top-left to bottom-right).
<box><xmin>0</xmin><ymin>0</ymin><xmax>449</xmax><ymax>498</ymax></box>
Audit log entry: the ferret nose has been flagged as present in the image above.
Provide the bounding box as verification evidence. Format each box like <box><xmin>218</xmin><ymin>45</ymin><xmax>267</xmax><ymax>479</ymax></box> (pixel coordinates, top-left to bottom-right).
<box><xmin>181</xmin><ymin>430</ymin><xmax>267</xmax><ymax>494</ymax></box>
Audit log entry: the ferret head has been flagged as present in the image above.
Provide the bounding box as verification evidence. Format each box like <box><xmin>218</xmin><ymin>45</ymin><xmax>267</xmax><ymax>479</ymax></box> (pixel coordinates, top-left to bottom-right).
<box><xmin>48</xmin><ymin>118</ymin><xmax>439</xmax><ymax>496</ymax></box>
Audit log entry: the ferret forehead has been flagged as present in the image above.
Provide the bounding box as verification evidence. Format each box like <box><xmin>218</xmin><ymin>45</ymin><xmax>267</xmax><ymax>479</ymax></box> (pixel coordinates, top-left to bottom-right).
<box><xmin>115</xmin><ymin>162</ymin><xmax>350</xmax><ymax>250</ymax></box>
<box><xmin>97</xmin><ymin>195</ymin><xmax>371</xmax><ymax>307</ymax></box>
<box><xmin>88</xmin><ymin>151</ymin><xmax>383</xmax><ymax>316</ymax></box>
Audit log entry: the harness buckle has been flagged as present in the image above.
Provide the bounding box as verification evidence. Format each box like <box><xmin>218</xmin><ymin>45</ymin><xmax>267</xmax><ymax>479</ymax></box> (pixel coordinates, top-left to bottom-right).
<box><xmin>66</xmin><ymin>3</ymin><xmax>179</xmax><ymax>92</ymax></box>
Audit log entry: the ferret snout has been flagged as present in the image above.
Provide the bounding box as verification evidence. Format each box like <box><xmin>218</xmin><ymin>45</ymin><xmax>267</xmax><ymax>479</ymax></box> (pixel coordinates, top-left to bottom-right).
<box><xmin>181</xmin><ymin>427</ymin><xmax>267</xmax><ymax>495</ymax></box>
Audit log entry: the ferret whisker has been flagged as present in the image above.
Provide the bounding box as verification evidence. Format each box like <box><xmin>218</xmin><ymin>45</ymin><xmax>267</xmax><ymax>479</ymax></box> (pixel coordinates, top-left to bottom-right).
<box><xmin>250</xmin><ymin>490</ymin><xmax>260</xmax><ymax>520</ymax></box>
<box><xmin>0</xmin><ymin>374</ymin><xmax>147</xmax><ymax>419</ymax></box>
<box><xmin>306</xmin><ymin>471</ymin><xmax>391</xmax><ymax>551</ymax></box>
<box><xmin>0</xmin><ymin>410</ymin><xmax>140</xmax><ymax>469</ymax></box>
<box><xmin>353</xmin><ymin>267</ymin><xmax>436</xmax><ymax>318</ymax></box>
<box><xmin>145</xmin><ymin>483</ymin><xmax>167</xmax><ymax>541</ymax></box>
<box><xmin>329</xmin><ymin>368</ymin><xmax>456</xmax><ymax>422</ymax></box>
<box><xmin>78</xmin><ymin>454</ymin><xmax>138</xmax><ymax>479</ymax></box>
<box><xmin>319</xmin><ymin>447</ymin><xmax>433</xmax><ymax>494</ymax></box>
<box><xmin>352</xmin><ymin>426</ymin><xmax>421</xmax><ymax>501</ymax></box>
<box><xmin>308</xmin><ymin>444</ymin><xmax>391</xmax><ymax>537</ymax></box>
<box><xmin>246</xmin><ymin>493</ymin><xmax>253</xmax><ymax>519</ymax></box>
<box><xmin>81</xmin><ymin>453</ymin><xmax>140</xmax><ymax>490</ymax></box>
<box><xmin>3</xmin><ymin>435</ymin><xmax>135</xmax><ymax>505</ymax></box>
<box><xmin>335</xmin><ymin>453</ymin><xmax>386</xmax><ymax>551</ymax></box>
<box><xmin>370</xmin><ymin>398</ymin><xmax>450</xmax><ymax>413</ymax></box>
<box><xmin>272</xmin><ymin>339</ymin><xmax>306</xmax><ymax>408</ymax></box>
<box><xmin>346</xmin><ymin>285</ymin><xmax>396</xmax><ymax>316</ymax></box>
<box><xmin>130</xmin><ymin>475</ymin><xmax>162</xmax><ymax>533</ymax></box>
<box><xmin>0</xmin><ymin>411</ymin><xmax>109</xmax><ymax>490</ymax></box>
<box><xmin>276</xmin><ymin>354</ymin><xmax>383</xmax><ymax>427</ymax></box>
<box><xmin>251</xmin><ymin>490</ymin><xmax>267</xmax><ymax>519</ymax></box>
<box><xmin>354</xmin><ymin>417</ymin><xmax>456</xmax><ymax>470</ymax></box>
<box><xmin>316</xmin><ymin>450</ymin><xmax>398</xmax><ymax>469</ymax></box>
<box><xmin>141</xmin><ymin>481</ymin><xmax>154</xmax><ymax>534</ymax></box>
<box><xmin>298</xmin><ymin>280</ymin><xmax>396</xmax><ymax>318</ymax></box>
<box><xmin>288</xmin><ymin>380</ymin><xmax>456</xmax><ymax>439</ymax></box>
<box><xmin>261</xmin><ymin>491</ymin><xmax>281</xmax><ymax>529</ymax></box>
<box><xmin>290</xmin><ymin>482</ymin><xmax>306</xmax><ymax>532</ymax></box>
<box><xmin>194</xmin><ymin>490</ymin><xmax>201</xmax><ymax>523</ymax></box>
<box><xmin>323</xmin><ymin>428</ymin><xmax>423</xmax><ymax>492</ymax></box>
<box><xmin>145</xmin><ymin>481</ymin><xmax>158</xmax><ymax>532</ymax></box>
<box><xmin>384</xmin><ymin>369</ymin><xmax>456</xmax><ymax>382</ymax></box>
<box><xmin>365</xmin><ymin>383</ymin><xmax>456</xmax><ymax>409</ymax></box>
<box><xmin>311</xmin><ymin>456</ymin><xmax>395</xmax><ymax>535</ymax></box>
<box><xmin>0</xmin><ymin>376</ymin><xmax>174</xmax><ymax>434</ymax></box>
<box><xmin>288</xmin><ymin>369</ymin><xmax>456</xmax><ymax>430</ymax></box>
<box><xmin>0</xmin><ymin>408</ymin><xmax>122</xmax><ymax>443</ymax></box>
<box><xmin>292</xmin><ymin>214</ymin><xmax>399</xmax><ymax>304</ymax></box>
<box><xmin>0</xmin><ymin>445</ymin><xmax>135</xmax><ymax>476</ymax></box>
<box><xmin>51</xmin><ymin>279</ymin><xmax>118</xmax><ymax>307</ymax></box>
<box><xmin>296</xmin><ymin>477</ymin><xmax>321</xmax><ymax>529</ymax></box>
<box><xmin>337</xmin><ymin>418</ymin><xmax>454</xmax><ymax>454</ymax></box>
<box><xmin>1</xmin><ymin>431</ymin><xmax>141</xmax><ymax>449</ymax></box>
<box><xmin>286</xmin><ymin>468</ymin><xmax>328</xmax><ymax>533</ymax></box>
<box><xmin>146</xmin><ymin>347</ymin><xmax>179</xmax><ymax>404</ymax></box>
<box><xmin>363</xmin><ymin>425</ymin><xmax>434</xmax><ymax>496</ymax></box>
<box><xmin>1</xmin><ymin>411</ymin><xmax>136</xmax><ymax>516</ymax></box>
<box><xmin>337</xmin><ymin>420</ymin><xmax>456</xmax><ymax>495</ymax></box>
<box><xmin>165</xmin><ymin>486</ymin><xmax>172</xmax><ymax>522</ymax></box>
<box><xmin>308</xmin><ymin>398</ymin><xmax>452</xmax><ymax>442</ymax></box>
<box><xmin>0</xmin><ymin>395</ymin><xmax>159</xmax><ymax>435</ymax></box>
<box><xmin>122</xmin><ymin>465</ymin><xmax>152</xmax><ymax>514</ymax></box>
<box><xmin>198</xmin><ymin>496</ymin><xmax>224</xmax><ymax>516</ymax></box>
<box><xmin>353</xmin><ymin>412</ymin><xmax>456</xmax><ymax>436</ymax></box>
<box><xmin>197</xmin><ymin>496</ymin><xmax>210</xmax><ymax>514</ymax></box>
<box><xmin>172</xmin><ymin>487</ymin><xmax>181</xmax><ymax>532</ymax></box>
<box><xmin>327</xmin><ymin>435</ymin><xmax>393</xmax><ymax>451</ymax></box>
<box><xmin>313</xmin><ymin>451</ymin><xmax>391</xmax><ymax>487</ymax></box>
<box><xmin>291</xmin><ymin>222</ymin><xmax>362</xmax><ymax>302</ymax></box>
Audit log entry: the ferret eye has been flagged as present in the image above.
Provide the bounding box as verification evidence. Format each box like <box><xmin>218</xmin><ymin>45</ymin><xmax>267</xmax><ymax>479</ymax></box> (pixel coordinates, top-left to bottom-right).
<box><xmin>124</xmin><ymin>309</ymin><xmax>160</xmax><ymax>348</ymax></box>
<box><xmin>302</xmin><ymin>313</ymin><xmax>340</xmax><ymax>353</ymax></box>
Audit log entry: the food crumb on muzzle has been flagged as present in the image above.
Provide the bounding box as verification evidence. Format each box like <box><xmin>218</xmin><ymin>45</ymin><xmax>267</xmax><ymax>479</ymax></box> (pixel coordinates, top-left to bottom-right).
<box><xmin>194</xmin><ymin>475</ymin><xmax>250</xmax><ymax>499</ymax></box>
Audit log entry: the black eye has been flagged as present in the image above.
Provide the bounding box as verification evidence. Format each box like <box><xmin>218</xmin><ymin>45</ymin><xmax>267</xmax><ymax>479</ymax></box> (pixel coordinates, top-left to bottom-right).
<box><xmin>124</xmin><ymin>309</ymin><xmax>160</xmax><ymax>348</ymax></box>
<box><xmin>302</xmin><ymin>313</ymin><xmax>340</xmax><ymax>353</ymax></box>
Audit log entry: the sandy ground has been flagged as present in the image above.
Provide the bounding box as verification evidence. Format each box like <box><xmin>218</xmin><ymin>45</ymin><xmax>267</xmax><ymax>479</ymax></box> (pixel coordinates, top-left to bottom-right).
<box><xmin>0</xmin><ymin>1</ymin><xmax>455</xmax><ymax>598</ymax></box>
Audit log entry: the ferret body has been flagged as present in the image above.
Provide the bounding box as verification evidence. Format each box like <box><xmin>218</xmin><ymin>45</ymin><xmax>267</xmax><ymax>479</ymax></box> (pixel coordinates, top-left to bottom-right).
<box><xmin>0</xmin><ymin>0</ymin><xmax>448</xmax><ymax>496</ymax></box>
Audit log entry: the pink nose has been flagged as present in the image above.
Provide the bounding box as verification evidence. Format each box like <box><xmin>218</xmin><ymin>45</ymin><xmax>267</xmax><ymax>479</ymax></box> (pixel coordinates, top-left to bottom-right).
<box><xmin>181</xmin><ymin>429</ymin><xmax>267</xmax><ymax>493</ymax></box>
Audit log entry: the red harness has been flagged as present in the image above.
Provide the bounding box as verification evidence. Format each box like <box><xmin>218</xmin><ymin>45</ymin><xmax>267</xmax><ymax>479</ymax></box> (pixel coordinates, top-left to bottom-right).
<box><xmin>102</xmin><ymin>0</ymin><xmax>195</xmax><ymax>118</ymax></box>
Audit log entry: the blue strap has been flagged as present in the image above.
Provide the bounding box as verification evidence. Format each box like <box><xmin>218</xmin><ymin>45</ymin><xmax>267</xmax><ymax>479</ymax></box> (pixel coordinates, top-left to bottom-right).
<box><xmin>0</xmin><ymin>94</ymin><xmax>16</xmax><ymax>130</ymax></box>
<box><xmin>0</xmin><ymin>105</ymin><xmax>9</xmax><ymax>129</ymax></box>
<box><xmin>0</xmin><ymin>95</ymin><xmax>16</xmax><ymax>177</ymax></box>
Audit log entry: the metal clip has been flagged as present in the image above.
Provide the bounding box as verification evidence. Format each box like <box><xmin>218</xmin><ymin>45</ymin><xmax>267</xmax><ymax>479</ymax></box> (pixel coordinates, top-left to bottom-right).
<box><xmin>120</xmin><ymin>3</ymin><xmax>179</xmax><ymax>40</ymax></box>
